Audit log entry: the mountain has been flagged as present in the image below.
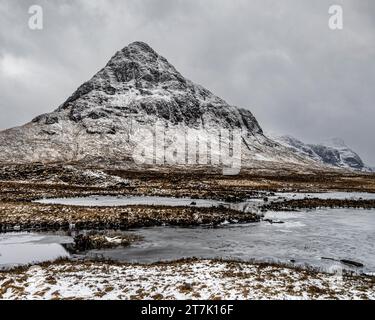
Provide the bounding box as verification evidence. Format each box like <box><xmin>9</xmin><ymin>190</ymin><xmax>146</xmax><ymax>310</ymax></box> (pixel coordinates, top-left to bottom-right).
<box><xmin>0</xmin><ymin>41</ymin><xmax>321</xmax><ymax>172</ymax></box>
<box><xmin>271</xmin><ymin>135</ymin><xmax>369</xmax><ymax>171</ymax></box>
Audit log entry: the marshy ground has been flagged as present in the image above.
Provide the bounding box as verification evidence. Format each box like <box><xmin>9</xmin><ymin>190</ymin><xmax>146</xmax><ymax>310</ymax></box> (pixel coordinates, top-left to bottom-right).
<box><xmin>0</xmin><ymin>163</ymin><xmax>375</xmax><ymax>300</ymax></box>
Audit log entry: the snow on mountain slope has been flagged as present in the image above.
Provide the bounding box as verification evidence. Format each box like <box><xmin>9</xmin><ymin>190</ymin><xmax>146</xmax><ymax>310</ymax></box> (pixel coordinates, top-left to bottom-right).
<box><xmin>0</xmin><ymin>42</ymin><xmax>320</xmax><ymax>172</ymax></box>
<box><xmin>271</xmin><ymin>135</ymin><xmax>369</xmax><ymax>171</ymax></box>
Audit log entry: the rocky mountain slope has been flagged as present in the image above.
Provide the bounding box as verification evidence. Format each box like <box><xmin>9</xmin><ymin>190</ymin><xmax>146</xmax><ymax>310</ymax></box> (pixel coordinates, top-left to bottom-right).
<box><xmin>271</xmin><ymin>135</ymin><xmax>370</xmax><ymax>171</ymax></box>
<box><xmin>0</xmin><ymin>42</ymin><xmax>321</xmax><ymax>172</ymax></box>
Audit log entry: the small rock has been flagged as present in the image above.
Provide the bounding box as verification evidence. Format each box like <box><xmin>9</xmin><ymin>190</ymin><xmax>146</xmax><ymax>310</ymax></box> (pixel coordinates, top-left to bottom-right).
<box><xmin>340</xmin><ymin>259</ymin><xmax>364</xmax><ymax>268</ymax></box>
<box><xmin>28</xmin><ymin>265</ymin><xmax>42</xmax><ymax>273</ymax></box>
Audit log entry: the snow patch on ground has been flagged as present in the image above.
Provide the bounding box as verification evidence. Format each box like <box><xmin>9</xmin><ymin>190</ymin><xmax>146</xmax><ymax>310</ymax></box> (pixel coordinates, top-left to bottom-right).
<box><xmin>0</xmin><ymin>260</ymin><xmax>373</xmax><ymax>300</ymax></box>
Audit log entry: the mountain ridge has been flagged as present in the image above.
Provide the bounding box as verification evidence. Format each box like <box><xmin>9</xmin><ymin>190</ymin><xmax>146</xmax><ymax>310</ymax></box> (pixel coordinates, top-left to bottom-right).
<box><xmin>271</xmin><ymin>134</ymin><xmax>370</xmax><ymax>172</ymax></box>
<box><xmin>0</xmin><ymin>42</ymin><xmax>333</xmax><ymax>172</ymax></box>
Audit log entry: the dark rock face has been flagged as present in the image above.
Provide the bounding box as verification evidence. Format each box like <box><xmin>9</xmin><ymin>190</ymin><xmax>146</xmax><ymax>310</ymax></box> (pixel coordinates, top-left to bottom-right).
<box><xmin>54</xmin><ymin>41</ymin><xmax>263</xmax><ymax>133</ymax></box>
<box><xmin>309</xmin><ymin>145</ymin><xmax>341</xmax><ymax>166</ymax></box>
<box><xmin>309</xmin><ymin>143</ymin><xmax>364</xmax><ymax>170</ymax></box>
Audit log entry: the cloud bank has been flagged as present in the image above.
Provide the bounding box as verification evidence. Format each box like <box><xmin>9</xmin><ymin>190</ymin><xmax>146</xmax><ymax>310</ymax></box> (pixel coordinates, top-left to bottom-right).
<box><xmin>0</xmin><ymin>0</ymin><xmax>374</xmax><ymax>165</ymax></box>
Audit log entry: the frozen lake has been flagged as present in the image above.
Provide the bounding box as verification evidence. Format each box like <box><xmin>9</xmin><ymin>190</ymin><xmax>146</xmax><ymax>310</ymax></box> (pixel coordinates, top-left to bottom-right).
<box><xmin>35</xmin><ymin>195</ymin><xmax>228</xmax><ymax>207</ymax></box>
<box><xmin>35</xmin><ymin>192</ymin><xmax>375</xmax><ymax>207</ymax></box>
<box><xmin>0</xmin><ymin>233</ymin><xmax>72</xmax><ymax>268</ymax></box>
<box><xmin>86</xmin><ymin>208</ymin><xmax>375</xmax><ymax>273</ymax></box>
<box><xmin>1</xmin><ymin>206</ymin><xmax>374</xmax><ymax>274</ymax></box>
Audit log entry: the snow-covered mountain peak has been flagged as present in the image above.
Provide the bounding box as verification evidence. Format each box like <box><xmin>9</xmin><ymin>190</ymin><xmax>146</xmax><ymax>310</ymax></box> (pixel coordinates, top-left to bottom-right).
<box><xmin>103</xmin><ymin>41</ymin><xmax>185</xmax><ymax>87</ymax></box>
<box><xmin>34</xmin><ymin>41</ymin><xmax>262</xmax><ymax>134</ymax></box>
<box><xmin>270</xmin><ymin>134</ymin><xmax>368</xmax><ymax>171</ymax></box>
<box><xmin>0</xmin><ymin>42</ymin><xmax>328</xmax><ymax>170</ymax></box>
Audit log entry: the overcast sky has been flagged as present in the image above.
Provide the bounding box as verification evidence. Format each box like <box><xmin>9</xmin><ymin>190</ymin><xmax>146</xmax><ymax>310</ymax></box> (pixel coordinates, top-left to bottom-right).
<box><xmin>0</xmin><ymin>0</ymin><xmax>374</xmax><ymax>165</ymax></box>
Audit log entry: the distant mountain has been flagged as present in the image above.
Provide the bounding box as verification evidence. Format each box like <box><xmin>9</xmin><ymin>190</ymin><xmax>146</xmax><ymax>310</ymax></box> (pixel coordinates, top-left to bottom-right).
<box><xmin>271</xmin><ymin>135</ymin><xmax>370</xmax><ymax>171</ymax></box>
<box><xmin>0</xmin><ymin>41</ymin><xmax>317</xmax><ymax>172</ymax></box>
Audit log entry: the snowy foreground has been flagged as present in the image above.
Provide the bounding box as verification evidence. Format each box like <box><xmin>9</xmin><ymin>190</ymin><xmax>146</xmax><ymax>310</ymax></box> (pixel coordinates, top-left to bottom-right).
<box><xmin>1</xmin><ymin>259</ymin><xmax>374</xmax><ymax>300</ymax></box>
